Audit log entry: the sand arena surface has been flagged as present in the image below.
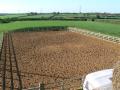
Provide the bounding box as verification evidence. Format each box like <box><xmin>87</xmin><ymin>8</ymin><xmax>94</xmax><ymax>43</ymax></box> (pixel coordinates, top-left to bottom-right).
<box><xmin>11</xmin><ymin>31</ymin><xmax>120</xmax><ymax>89</ymax></box>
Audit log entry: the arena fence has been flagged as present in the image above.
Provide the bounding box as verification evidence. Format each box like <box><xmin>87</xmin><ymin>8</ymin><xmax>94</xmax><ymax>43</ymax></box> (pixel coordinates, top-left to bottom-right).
<box><xmin>11</xmin><ymin>26</ymin><xmax>68</xmax><ymax>32</ymax></box>
<box><xmin>68</xmin><ymin>27</ymin><xmax>120</xmax><ymax>44</ymax></box>
<box><xmin>0</xmin><ymin>32</ymin><xmax>3</xmax><ymax>49</ymax></box>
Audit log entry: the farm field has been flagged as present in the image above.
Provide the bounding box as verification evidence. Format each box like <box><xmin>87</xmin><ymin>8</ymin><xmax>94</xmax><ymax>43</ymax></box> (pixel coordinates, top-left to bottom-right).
<box><xmin>1</xmin><ymin>13</ymin><xmax>120</xmax><ymax>20</ymax></box>
<box><xmin>18</xmin><ymin>13</ymin><xmax>54</xmax><ymax>19</ymax></box>
<box><xmin>0</xmin><ymin>14</ymin><xmax>26</xmax><ymax>19</ymax></box>
<box><xmin>6</xmin><ymin>31</ymin><xmax>120</xmax><ymax>89</ymax></box>
<box><xmin>0</xmin><ymin>13</ymin><xmax>90</xmax><ymax>19</ymax></box>
<box><xmin>96</xmin><ymin>19</ymin><xmax>120</xmax><ymax>24</ymax></box>
<box><xmin>0</xmin><ymin>21</ymin><xmax>120</xmax><ymax>37</ymax></box>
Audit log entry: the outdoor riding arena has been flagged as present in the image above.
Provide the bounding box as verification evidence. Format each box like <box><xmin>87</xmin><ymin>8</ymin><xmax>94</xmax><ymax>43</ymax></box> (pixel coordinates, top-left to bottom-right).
<box><xmin>0</xmin><ymin>27</ymin><xmax>120</xmax><ymax>90</ymax></box>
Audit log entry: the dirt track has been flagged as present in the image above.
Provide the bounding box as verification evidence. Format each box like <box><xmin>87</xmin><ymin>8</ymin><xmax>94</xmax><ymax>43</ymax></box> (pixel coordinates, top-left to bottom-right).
<box><xmin>12</xmin><ymin>31</ymin><xmax>120</xmax><ymax>89</ymax></box>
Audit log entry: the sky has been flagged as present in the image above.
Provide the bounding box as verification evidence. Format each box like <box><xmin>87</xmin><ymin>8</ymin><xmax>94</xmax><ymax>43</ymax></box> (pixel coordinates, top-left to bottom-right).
<box><xmin>0</xmin><ymin>0</ymin><xmax>120</xmax><ymax>13</ymax></box>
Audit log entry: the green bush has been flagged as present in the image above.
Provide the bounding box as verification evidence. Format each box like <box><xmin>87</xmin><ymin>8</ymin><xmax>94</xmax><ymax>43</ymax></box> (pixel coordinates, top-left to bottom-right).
<box><xmin>91</xmin><ymin>18</ymin><xmax>95</xmax><ymax>21</ymax></box>
<box><xmin>0</xmin><ymin>18</ymin><xmax>11</xmax><ymax>23</ymax></box>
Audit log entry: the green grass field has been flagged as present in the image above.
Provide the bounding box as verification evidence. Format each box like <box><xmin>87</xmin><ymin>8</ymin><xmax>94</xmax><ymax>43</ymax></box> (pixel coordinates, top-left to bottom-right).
<box><xmin>96</xmin><ymin>19</ymin><xmax>120</xmax><ymax>24</ymax></box>
<box><xmin>0</xmin><ymin>14</ymin><xmax>26</xmax><ymax>19</ymax></box>
<box><xmin>0</xmin><ymin>20</ymin><xmax>120</xmax><ymax>37</ymax></box>
<box><xmin>19</xmin><ymin>13</ymin><xmax>53</xmax><ymax>19</ymax></box>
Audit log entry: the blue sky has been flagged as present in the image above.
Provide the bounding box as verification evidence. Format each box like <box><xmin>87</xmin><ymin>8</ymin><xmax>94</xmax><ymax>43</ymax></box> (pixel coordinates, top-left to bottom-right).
<box><xmin>0</xmin><ymin>0</ymin><xmax>120</xmax><ymax>13</ymax></box>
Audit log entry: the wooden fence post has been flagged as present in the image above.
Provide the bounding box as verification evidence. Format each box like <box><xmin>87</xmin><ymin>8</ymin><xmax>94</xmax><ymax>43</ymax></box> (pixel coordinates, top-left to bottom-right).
<box><xmin>61</xmin><ymin>81</ymin><xmax>65</xmax><ymax>90</ymax></box>
<box><xmin>40</xmin><ymin>82</ymin><xmax>45</xmax><ymax>90</ymax></box>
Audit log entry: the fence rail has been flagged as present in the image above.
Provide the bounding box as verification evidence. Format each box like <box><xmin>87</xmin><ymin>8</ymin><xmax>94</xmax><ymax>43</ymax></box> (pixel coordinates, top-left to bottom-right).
<box><xmin>11</xmin><ymin>26</ymin><xmax>68</xmax><ymax>32</ymax></box>
<box><xmin>68</xmin><ymin>27</ymin><xmax>120</xmax><ymax>44</ymax></box>
<box><xmin>0</xmin><ymin>33</ymin><xmax>22</xmax><ymax>90</ymax></box>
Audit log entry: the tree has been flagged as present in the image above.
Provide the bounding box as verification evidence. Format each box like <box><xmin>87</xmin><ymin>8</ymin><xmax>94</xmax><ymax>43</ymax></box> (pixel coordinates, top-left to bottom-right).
<box><xmin>27</xmin><ymin>12</ymin><xmax>38</xmax><ymax>16</ymax></box>
<box><xmin>96</xmin><ymin>14</ymin><xmax>101</xmax><ymax>19</ymax></box>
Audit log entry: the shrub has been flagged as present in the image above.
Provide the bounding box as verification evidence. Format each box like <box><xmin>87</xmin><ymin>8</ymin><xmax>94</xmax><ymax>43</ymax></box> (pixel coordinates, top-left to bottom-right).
<box><xmin>0</xmin><ymin>18</ymin><xmax>11</xmax><ymax>23</ymax></box>
<box><xmin>91</xmin><ymin>18</ymin><xmax>95</xmax><ymax>21</ymax></box>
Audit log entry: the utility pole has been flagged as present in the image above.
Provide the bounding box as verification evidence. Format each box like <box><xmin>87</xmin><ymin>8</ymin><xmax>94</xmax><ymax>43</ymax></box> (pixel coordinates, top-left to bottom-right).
<box><xmin>79</xmin><ymin>6</ymin><xmax>82</xmax><ymax>13</ymax></box>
